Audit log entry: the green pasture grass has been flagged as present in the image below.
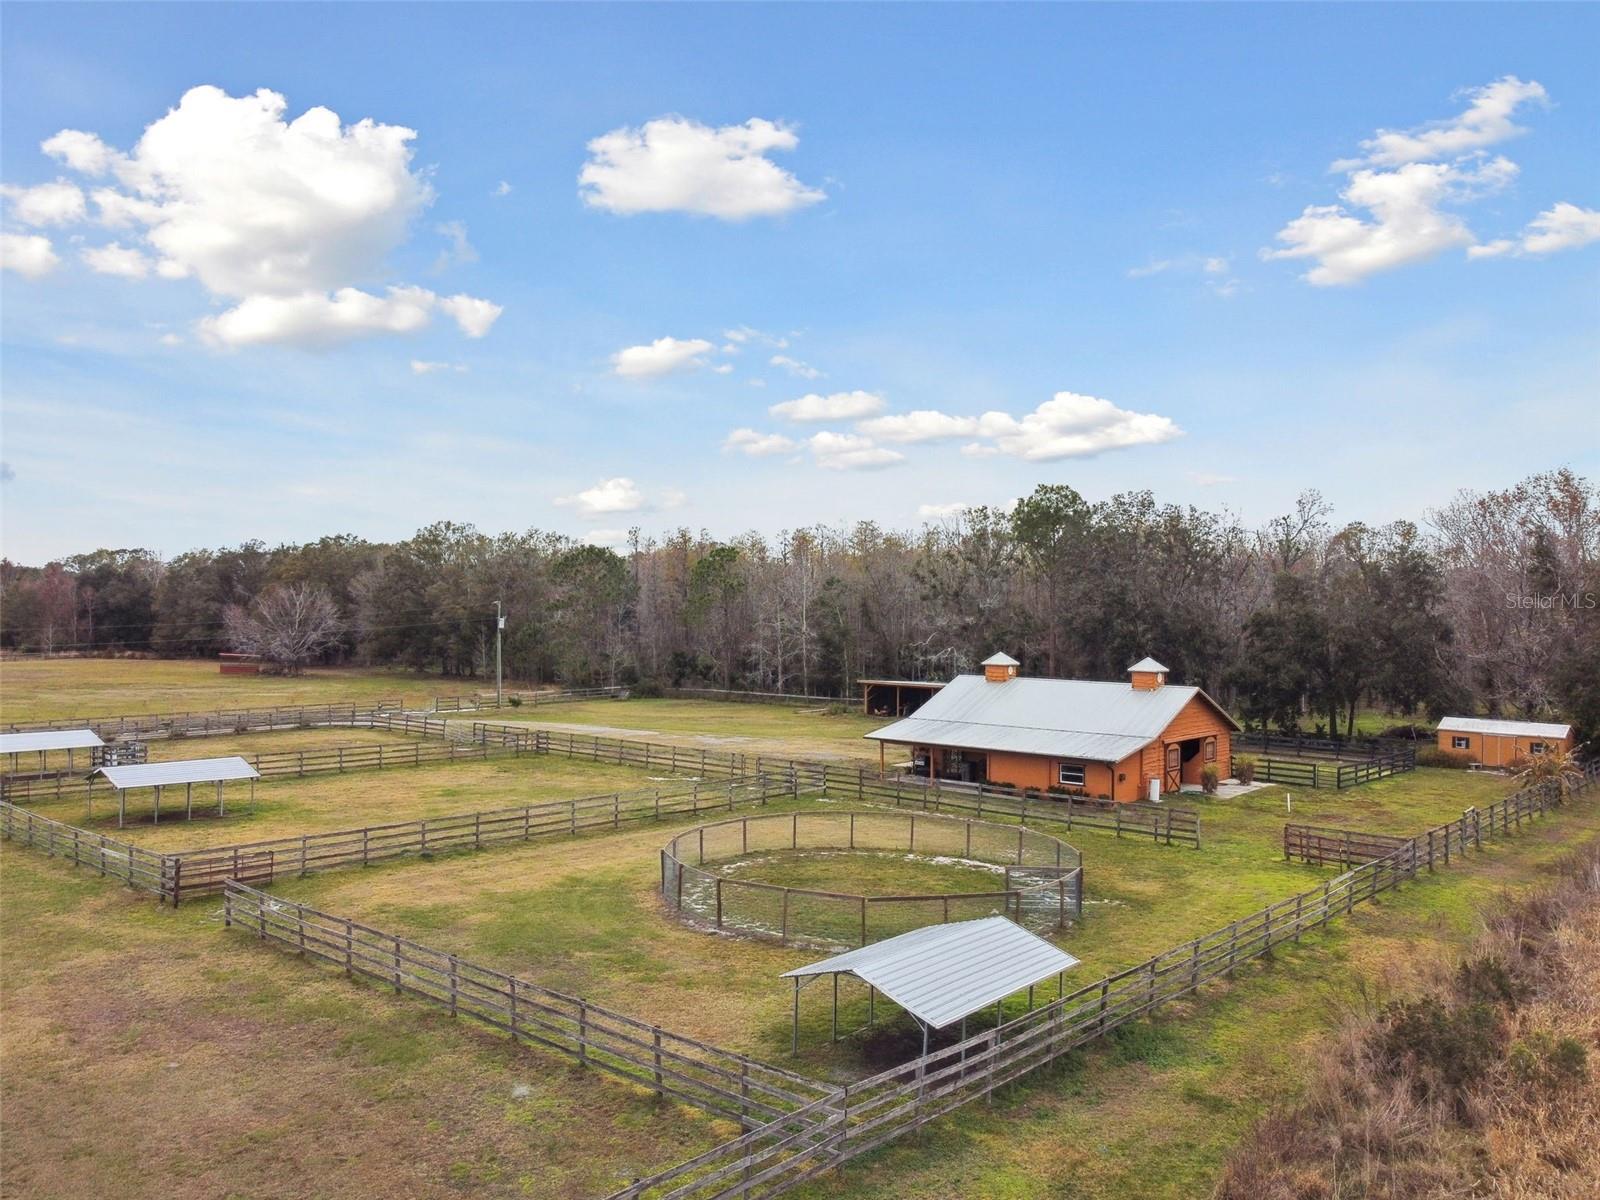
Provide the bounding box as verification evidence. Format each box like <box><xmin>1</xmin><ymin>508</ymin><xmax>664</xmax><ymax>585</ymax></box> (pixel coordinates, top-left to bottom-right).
<box><xmin>19</xmin><ymin>753</ymin><xmax>688</xmax><ymax>852</ymax></box>
<box><xmin>0</xmin><ymin>844</ymin><xmax>729</xmax><ymax>1200</ymax></box>
<box><xmin>0</xmin><ymin>657</ymin><xmax>437</xmax><ymax>721</ymax></box>
<box><xmin>462</xmin><ymin>697</ymin><xmax>886</xmax><ymax>762</ymax></box>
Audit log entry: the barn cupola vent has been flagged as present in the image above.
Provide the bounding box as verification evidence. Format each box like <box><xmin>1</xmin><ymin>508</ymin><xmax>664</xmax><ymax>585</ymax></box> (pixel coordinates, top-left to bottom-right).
<box><xmin>1128</xmin><ymin>656</ymin><xmax>1168</xmax><ymax>691</ymax></box>
<box><xmin>981</xmin><ymin>652</ymin><xmax>1020</xmax><ymax>684</ymax></box>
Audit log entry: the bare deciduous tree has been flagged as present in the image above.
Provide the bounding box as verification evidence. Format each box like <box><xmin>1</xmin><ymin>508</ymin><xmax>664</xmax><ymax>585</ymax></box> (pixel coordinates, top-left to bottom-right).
<box><xmin>224</xmin><ymin>583</ymin><xmax>343</xmax><ymax>675</ymax></box>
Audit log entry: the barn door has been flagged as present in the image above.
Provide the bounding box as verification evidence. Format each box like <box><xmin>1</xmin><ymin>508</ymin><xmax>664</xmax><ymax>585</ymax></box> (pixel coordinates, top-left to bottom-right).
<box><xmin>1163</xmin><ymin>744</ymin><xmax>1181</xmax><ymax>793</ymax></box>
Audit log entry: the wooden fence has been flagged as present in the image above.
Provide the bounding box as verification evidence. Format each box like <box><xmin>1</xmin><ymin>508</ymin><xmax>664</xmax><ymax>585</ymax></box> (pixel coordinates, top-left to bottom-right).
<box><xmin>221</xmin><ymin>881</ymin><xmax>836</xmax><ymax>1131</ymax></box>
<box><xmin>0</xmin><ymin>699</ymin><xmax>404</xmax><ymax>738</ymax></box>
<box><xmin>1245</xmin><ymin>746</ymin><xmax>1415</xmax><ymax>791</ymax></box>
<box><xmin>1234</xmin><ymin>731</ymin><xmax>1415</xmax><ymax>760</ymax></box>
<box><xmin>0</xmin><ymin>803</ymin><xmax>170</xmax><ymax>893</ymax></box>
<box><xmin>605</xmin><ymin>764</ymin><xmax>1598</xmax><ymax>1200</ymax></box>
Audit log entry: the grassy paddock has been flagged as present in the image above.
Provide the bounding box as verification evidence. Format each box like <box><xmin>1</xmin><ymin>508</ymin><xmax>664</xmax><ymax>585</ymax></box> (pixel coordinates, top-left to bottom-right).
<box><xmin>0</xmin><ymin>846</ymin><xmax>729</xmax><ymax>1200</ymax></box>
<box><xmin>19</xmin><ymin>754</ymin><xmax>689</xmax><ymax>851</ymax></box>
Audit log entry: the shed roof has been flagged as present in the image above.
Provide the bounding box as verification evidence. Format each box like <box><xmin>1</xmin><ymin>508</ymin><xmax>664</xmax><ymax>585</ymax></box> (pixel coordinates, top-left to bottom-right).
<box><xmin>865</xmin><ymin>672</ymin><xmax>1240</xmax><ymax>762</ymax></box>
<box><xmin>93</xmin><ymin>756</ymin><xmax>260</xmax><ymax>790</ymax></box>
<box><xmin>858</xmin><ymin>678</ymin><xmax>947</xmax><ymax>689</ymax></box>
<box><xmin>0</xmin><ymin>729</ymin><xmax>105</xmax><ymax>754</ymax></box>
<box><xmin>1127</xmin><ymin>656</ymin><xmax>1169</xmax><ymax>674</ymax></box>
<box><xmin>782</xmin><ymin>916</ymin><xmax>1078</xmax><ymax>1030</ymax></box>
<box><xmin>1437</xmin><ymin>716</ymin><xmax>1572</xmax><ymax>740</ymax></box>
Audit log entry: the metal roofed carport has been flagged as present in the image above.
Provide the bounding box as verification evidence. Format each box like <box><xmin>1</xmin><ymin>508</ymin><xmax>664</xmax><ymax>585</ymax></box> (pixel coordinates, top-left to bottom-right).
<box><xmin>781</xmin><ymin>916</ymin><xmax>1079</xmax><ymax>1053</ymax></box>
<box><xmin>0</xmin><ymin>728</ymin><xmax>105</xmax><ymax>776</ymax></box>
<box><xmin>90</xmin><ymin>756</ymin><xmax>261</xmax><ymax>826</ymax></box>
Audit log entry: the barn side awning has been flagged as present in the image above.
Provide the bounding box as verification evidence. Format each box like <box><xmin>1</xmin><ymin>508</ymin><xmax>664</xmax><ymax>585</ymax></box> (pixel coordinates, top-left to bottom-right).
<box><xmin>0</xmin><ymin>729</ymin><xmax>105</xmax><ymax>755</ymax></box>
<box><xmin>782</xmin><ymin>916</ymin><xmax>1078</xmax><ymax>1048</ymax></box>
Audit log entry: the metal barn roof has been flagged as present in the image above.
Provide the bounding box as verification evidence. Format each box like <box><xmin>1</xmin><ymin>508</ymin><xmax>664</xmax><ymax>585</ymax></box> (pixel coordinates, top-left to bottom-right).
<box><xmin>1437</xmin><ymin>716</ymin><xmax>1572</xmax><ymax>740</ymax></box>
<box><xmin>783</xmin><ymin>916</ymin><xmax>1078</xmax><ymax>1030</ymax></box>
<box><xmin>865</xmin><ymin>672</ymin><xmax>1240</xmax><ymax>763</ymax></box>
<box><xmin>93</xmin><ymin>756</ymin><xmax>260</xmax><ymax>789</ymax></box>
<box><xmin>0</xmin><ymin>729</ymin><xmax>105</xmax><ymax>754</ymax></box>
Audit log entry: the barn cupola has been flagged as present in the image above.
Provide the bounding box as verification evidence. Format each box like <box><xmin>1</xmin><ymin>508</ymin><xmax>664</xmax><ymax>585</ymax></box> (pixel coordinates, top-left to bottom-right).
<box><xmin>1127</xmin><ymin>656</ymin><xmax>1168</xmax><ymax>690</ymax></box>
<box><xmin>981</xmin><ymin>652</ymin><xmax>1020</xmax><ymax>683</ymax></box>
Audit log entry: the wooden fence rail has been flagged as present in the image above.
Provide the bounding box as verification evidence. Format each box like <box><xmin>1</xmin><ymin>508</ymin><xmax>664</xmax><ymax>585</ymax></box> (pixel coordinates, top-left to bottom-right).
<box><xmin>0</xmin><ymin>803</ymin><xmax>170</xmax><ymax>894</ymax></box>
<box><xmin>221</xmin><ymin>881</ymin><xmax>836</xmax><ymax>1131</ymax></box>
<box><xmin>0</xmin><ymin>700</ymin><xmax>404</xmax><ymax>738</ymax></box>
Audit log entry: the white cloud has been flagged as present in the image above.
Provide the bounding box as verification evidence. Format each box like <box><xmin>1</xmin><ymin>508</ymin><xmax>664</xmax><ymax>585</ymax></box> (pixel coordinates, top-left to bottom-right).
<box><xmin>31</xmin><ymin>85</ymin><xmax>500</xmax><ymax>347</ymax></box>
<box><xmin>722</xmin><ymin>325</ymin><xmax>788</xmax><ymax>349</ymax></box>
<box><xmin>579</xmin><ymin>116</ymin><xmax>825</xmax><ymax>220</ymax></box>
<box><xmin>612</xmin><ymin>335</ymin><xmax>716</xmax><ymax>378</ymax></box>
<box><xmin>807</xmin><ymin>431</ymin><xmax>904</xmax><ymax>471</ymax></box>
<box><xmin>1469</xmin><ymin>202</ymin><xmax>1600</xmax><ymax>259</ymax></box>
<box><xmin>917</xmin><ymin>502</ymin><xmax>970</xmax><ymax>519</ymax></box>
<box><xmin>41</xmin><ymin>129</ymin><xmax>119</xmax><ymax>175</ymax></box>
<box><xmin>770</xmin><ymin>390</ymin><xmax>885</xmax><ymax>422</ymax></box>
<box><xmin>858</xmin><ymin>410</ymin><xmax>980</xmax><ymax>443</ymax></box>
<box><xmin>1127</xmin><ymin>259</ymin><xmax>1174</xmax><ymax>279</ymax></box>
<box><xmin>0</xmin><ymin>232</ymin><xmax>61</xmax><ymax>279</ymax></box>
<box><xmin>492</xmin><ymin>180</ymin><xmax>513</xmax><ymax>197</ymax></box>
<box><xmin>159</xmin><ymin>332</ymin><xmax>183</xmax><ymax>346</ymax></box>
<box><xmin>0</xmin><ymin>180</ymin><xmax>86</xmax><ymax>226</ymax></box>
<box><xmin>555</xmin><ymin>476</ymin><xmax>647</xmax><ymax>516</ymax></box>
<box><xmin>1332</xmin><ymin>76</ymin><xmax>1547</xmax><ymax>170</ymax></box>
<box><xmin>659</xmin><ymin>487</ymin><xmax>687</xmax><ymax>510</ymax></box>
<box><xmin>1203</xmin><ymin>256</ymin><xmax>1229</xmax><ymax>275</ymax></box>
<box><xmin>711</xmin><ymin>363</ymin><xmax>734</xmax><ymax>375</ymax></box>
<box><xmin>410</xmin><ymin>359</ymin><xmax>468</xmax><ymax>374</ymax></box>
<box><xmin>433</xmin><ymin>220</ymin><xmax>478</xmax><ymax>270</ymax></box>
<box><xmin>81</xmin><ymin>241</ymin><xmax>152</xmax><ymax>278</ymax></box>
<box><xmin>723</xmin><ymin>428</ymin><xmax>798</xmax><ymax>457</ymax></box>
<box><xmin>1264</xmin><ymin>158</ymin><xmax>1512</xmax><ymax>286</ymax></box>
<box><xmin>857</xmin><ymin>393</ymin><xmax>1180</xmax><ymax>461</ymax></box>
<box><xmin>769</xmin><ymin>354</ymin><xmax>822</xmax><ymax>380</ymax></box>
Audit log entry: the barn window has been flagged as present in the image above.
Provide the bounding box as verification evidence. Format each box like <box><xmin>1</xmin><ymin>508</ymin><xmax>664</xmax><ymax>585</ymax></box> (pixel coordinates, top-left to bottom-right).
<box><xmin>1058</xmin><ymin>762</ymin><xmax>1086</xmax><ymax>787</ymax></box>
<box><xmin>1451</xmin><ymin>736</ymin><xmax>1470</xmax><ymax>750</ymax></box>
<box><xmin>1529</xmin><ymin>741</ymin><xmax>1547</xmax><ymax>755</ymax></box>
<box><xmin>1204</xmin><ymin>737</ymin><xmax>1217</xmax><ymax>762</ymax></box>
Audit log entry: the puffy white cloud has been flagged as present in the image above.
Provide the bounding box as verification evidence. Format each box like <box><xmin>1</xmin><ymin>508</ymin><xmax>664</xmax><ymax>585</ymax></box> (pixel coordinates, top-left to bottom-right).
<box><xmin>807</xmin><ymin>431</ymin><xmax>903</xmax><ymax>471</ymax></box>
<box><xmin>555</xmin><ymin>477</ymin><xmax>647</xmax><ymax>516</ymax></box>
<box><xmin>612</xmin><ymin>335</ymin><xmax>716</xmax><ymax>378</ymax></box>
<box><xmin>0</xmin><ymin>232</ymin><xmax>60</xmax><ymax>278</ymax></box>
<box><xmin>722</xmin><ymin>325</ymin><xmax>787</xmax><ymax>349</ymax></box>
<box><xmin>1470</xmin><ymin>202</ymin><xmax>1600</xmax><ymax>259</ymax></box>
<box><xmin>770</xmin><ymin>390</ymin><xmax>885</xmax><ymax>422</ymax></box>
<box><xmin>723</xmin><ymin>428</ymin><xmax>798</xmax><ymax>457</ymax></box>
<box><xmin>410</xmin><ymin>359</ymin><xmax>468</xmax><ymax>375</ymax></box>
<box><xmin>42</xmin><ymin>130</ymin><xmax>120</xmax><ymax>175</ymax></box>
<box><xmin>1203</xmin><ymin>256</ymin><xmax>1229</xmax><ymax>275</ymax></box>
<box><xmin>1333</xmin><ymin>76</ymin><xmax>1547</xmax><ymax>170</ymax></box>
<box><xmin>858</xmin><ymin>410</ymin><xmax>980</xmax><ymax>443</ymax></box>
<box><xmin>1264</xmin><ymin>158</ymin><xmax>1510</xmax><ymax>286</ymax></box>
<box><xmin>81</xmin><ymin>242</ymin><xmax>152</xmax><ymax>278</ymax></box>
<box><xmin>711</xmin><ymin>363</ymin><xmax>734</xmax><ymax>375</ymax></box>
<box><xmin>492</xmin><ymin>180</ymin><xmax>513</xmax><ymax>197</ymax></box>
<box><xmin>972</xmin><ymin>392</ymin><xmax>1182</xmax><ymax>461</ymax></box>
<box><xmin>579</xmin><ymin>116</ymin><xmax>825</xmax><ymax>220</ymax></box>
<box><xmin>433</xmin><ymin>220</ymin><xmax>478</xmax><ymax>270</ymax></box>
<box><xmin>0</xmin><ymin>180</ymin><xmax>86</xmax><ymax>226</ymax></box>
<box><xmin>1126</xmin><ymin>259</ymin><xmax>1174</xmax><ymax>278</ymax></box>
<box><xmin>31</xmin><ymin>85</ymin><xmax>500</xmax><ymax>347</ymax></box>
<box><xmin>769</xmin><ymin>354</ymin><xmax>822</xmax><ymax>379</ymax></box>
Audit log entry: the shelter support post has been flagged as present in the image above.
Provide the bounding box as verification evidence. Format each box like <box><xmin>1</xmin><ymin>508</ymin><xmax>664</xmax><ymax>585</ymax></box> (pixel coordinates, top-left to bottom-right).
<box><xmin>791</xmin><ymin>976</ymin><xmax>800</xmax><ymax>1055</ymax></box>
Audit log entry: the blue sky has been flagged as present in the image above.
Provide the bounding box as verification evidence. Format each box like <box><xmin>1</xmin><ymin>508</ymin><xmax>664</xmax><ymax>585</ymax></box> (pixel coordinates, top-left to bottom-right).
<box><xmin>2</xmin><ymin>2</ymin><xmax>1596</xmax><ymax>562</ymax></box>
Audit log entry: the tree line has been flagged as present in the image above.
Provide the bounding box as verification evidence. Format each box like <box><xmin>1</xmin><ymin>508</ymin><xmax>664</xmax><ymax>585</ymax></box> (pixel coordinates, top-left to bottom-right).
<box><xmin>2</xmin><ymin>468</ymin><xmax>1595</xmax><ymax>741</ymax></box>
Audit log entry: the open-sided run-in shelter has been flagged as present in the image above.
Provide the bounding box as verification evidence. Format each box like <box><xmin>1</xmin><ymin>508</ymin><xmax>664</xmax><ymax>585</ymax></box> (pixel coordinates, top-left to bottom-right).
<box><xmin>781</xmin><ymin>915</ymin><xmax>1079</xmax><ymax>1053</ymax></box>
<box><xmin>90</xmin><ymin>756</ymin><xmax>260</xmax><ymax>827</ymax></box>
<box><xmin>0</xmin><ymin>728</ymin><xmax>105</xmax><ymax>777</ymax></box>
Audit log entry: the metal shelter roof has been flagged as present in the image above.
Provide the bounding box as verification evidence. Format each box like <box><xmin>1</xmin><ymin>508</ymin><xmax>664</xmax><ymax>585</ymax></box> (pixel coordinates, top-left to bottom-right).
<box><xmin>0</xmin><ymin>729</ymin><xmax>105</xmax><ymax>754</ymax></box>
<box><xmin>782</xmin><ymin>916</ymin><xmax>1079</xmax><ymax>1030</ymax></box>
<box><xmin>1437</xmin><ymin>716</ymin><xmax>1572</xmax><ymax>740</ymax></box>
<box><xmin>865</xmin><ymin>672</ymin><xmax>1240</xmax><ymax>763</ymax></box>
<box><xmin>93</xmin><ymin>756</ymin><xmax>260</xmax><ymax>790</ymax></box>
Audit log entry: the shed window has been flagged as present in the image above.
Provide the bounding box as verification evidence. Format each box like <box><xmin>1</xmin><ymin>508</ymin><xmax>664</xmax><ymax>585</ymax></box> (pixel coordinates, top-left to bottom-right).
<box><xmin>1204</xmin><ymin>737</ymin><xmax>1217</xmax><ymax>762</ymax></box>
<box><xmin>1058</xmin><ymin>762</ymin><xmax>1086</xmax><ymax>787</ymax></box>
<box><xmin>1451</xmin><ymin>736</ymin><xmax>1470</xmax><ymax>750</ymax></box>
<box><xmin>1529</xmin><ymin>741</ymin><xmax>1548</xmax><ymax>756</ymax></box>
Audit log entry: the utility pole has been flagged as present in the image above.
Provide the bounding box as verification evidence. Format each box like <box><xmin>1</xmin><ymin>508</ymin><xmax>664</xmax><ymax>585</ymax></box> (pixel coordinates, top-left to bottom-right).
<box><xmin>493</xmin><ymin>600</ymin><xmax>505</xmax><ymax>707</ymax></box>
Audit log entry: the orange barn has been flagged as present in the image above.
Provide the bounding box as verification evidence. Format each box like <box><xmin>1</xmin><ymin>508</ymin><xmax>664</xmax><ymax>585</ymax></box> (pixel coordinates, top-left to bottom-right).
<box><xmin>866</xmin><ymin>654</ymin><xmax>1241</xmax><ymax>802</ymax></box>
<box><xmin>1435</xmin><ymin>717</ymin><xmax>1574</xmax><ymax>767</ymax></box>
